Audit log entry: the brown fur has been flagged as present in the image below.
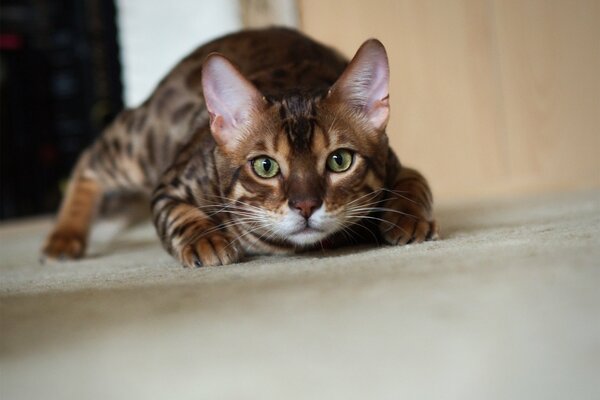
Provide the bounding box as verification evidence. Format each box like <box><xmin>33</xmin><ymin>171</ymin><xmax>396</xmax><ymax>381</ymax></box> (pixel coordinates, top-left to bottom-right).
<box><xmin>42</xmin><ymin>27</ymin><xmax>438</xmax><ymax>267</ymax></box>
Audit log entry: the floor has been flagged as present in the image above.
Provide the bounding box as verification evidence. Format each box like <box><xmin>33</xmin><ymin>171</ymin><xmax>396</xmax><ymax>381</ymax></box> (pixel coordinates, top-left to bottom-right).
<box><xmin>1</xmin><ymin>190</ymin><xmax>599</xmax><ymax>400</ymax></box>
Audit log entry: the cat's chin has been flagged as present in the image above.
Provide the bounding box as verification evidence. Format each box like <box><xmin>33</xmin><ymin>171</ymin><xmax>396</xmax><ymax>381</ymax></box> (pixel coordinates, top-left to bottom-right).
<box><xmin>286</xmin><ymin>227</ymin><xmax>330</xmax><ymax>247</ymax></box>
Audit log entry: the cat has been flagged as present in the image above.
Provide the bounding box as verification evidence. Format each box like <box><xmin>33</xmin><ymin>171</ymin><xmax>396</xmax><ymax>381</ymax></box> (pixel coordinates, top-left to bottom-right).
<box><xmin>42</xmin><ymin>27</ymin><xmax>438</xmax><ymax>267</ymax></box>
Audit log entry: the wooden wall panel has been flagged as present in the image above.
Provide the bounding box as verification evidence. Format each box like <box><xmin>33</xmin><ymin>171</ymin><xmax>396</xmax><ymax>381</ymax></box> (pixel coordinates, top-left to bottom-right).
<box><xmin>299</xmin><ymin>0</ymin><xmax>600</xmax><ymax>201</ymax></box>
<box><xmin>493</xmin><ymin>0</ymin><xmax>600</xmax><ymax>193</ymax></box>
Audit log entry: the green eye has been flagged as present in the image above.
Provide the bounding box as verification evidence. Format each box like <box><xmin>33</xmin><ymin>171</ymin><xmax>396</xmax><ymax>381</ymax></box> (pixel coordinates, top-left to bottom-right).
<box><xmin>327</xmin><ymin>149</ymin><xmax>353</xmax><ymax>172</ymax></box>
<box><xmin>252</xmin><ymin>156</ymin><xmax>280</xmax><ymax>178</ymax></box>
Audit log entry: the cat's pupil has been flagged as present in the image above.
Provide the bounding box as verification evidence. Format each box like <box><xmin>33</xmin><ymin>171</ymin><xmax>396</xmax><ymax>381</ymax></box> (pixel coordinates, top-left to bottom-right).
<box><xmin>262</xmin><ymin>159</ymin><xmax>272</xmax><ymax>171</ymax></box>
<box><xmin>333</xmin><ymin>154</ymin><xmax>342</xmax><ymax>166</ymax></box>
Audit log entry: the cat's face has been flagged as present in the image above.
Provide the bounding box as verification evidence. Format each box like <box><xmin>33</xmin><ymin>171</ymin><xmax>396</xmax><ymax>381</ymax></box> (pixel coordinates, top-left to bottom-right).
<box><xmin>203</xmin><ymin>40</ymin><xmax>391</xmax><ymax>248</ymax></box>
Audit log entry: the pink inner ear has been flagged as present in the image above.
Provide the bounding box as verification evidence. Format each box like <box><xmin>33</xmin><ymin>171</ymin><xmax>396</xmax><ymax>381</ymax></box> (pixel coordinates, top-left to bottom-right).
<box><xmin>208</xmin><ymin>113</ymin><xmax>227</xmax><ymax>146</ymax></box>
<box><xmin>201</xmin><ymin>54</ymin><xmax>264</xmax><ymax>148</ymax></box>
<box><xmin>331</xmin><ymin>39</ymin><xmax>390</xmax><ymax>130</ymax></box>
<box><xmin>365</xmin><ymin>60</ymin><xmax>389</xmax><ymax>107</ymax></box>
<box><xmin>367</xmin><ymin>96</ymin><xmax>390</xmax><ymax>131</ymax></box>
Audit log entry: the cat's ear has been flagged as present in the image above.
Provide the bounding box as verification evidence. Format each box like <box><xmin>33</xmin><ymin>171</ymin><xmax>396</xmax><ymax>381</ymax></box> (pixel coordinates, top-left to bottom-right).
<box><xmin>201</xmin><ymin>53</ymin><xmax>265</xmax><ymax>149</ymax></box>
<box><xmin>328</xmin><ymin>39</ymin><xmax>390</xmax><ymax>131</ymax></box>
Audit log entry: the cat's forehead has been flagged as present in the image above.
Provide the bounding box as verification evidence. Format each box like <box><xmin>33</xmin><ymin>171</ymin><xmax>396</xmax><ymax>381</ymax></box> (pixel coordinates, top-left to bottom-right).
<box><xmin>275</xmin><ymin>94</ymin><xmax>320</xmax><ymax>151</ymax></box>
<box><xmin>248</xmin><ymin>91</ymin><xmax>379</xmax><ymax>157</ymax></box>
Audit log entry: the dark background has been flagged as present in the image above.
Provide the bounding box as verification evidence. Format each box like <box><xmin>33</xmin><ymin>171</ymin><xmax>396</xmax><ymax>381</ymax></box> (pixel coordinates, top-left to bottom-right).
<box><xmin>0</xmin><ymin>0</ymin><xmax>123</xmax><ymax>220</ymax></box>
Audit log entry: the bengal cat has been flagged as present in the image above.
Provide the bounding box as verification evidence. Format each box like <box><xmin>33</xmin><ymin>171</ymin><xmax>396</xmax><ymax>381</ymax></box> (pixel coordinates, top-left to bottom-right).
<box><xmin>42</xmin><ymin>27</ymin><xmax>438</xmax><ymax>267</ymax></box>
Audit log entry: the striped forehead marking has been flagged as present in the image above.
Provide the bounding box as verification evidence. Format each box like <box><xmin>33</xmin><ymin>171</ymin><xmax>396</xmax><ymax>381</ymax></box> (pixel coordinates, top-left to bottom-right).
<box><xmin>277</xmin><ymin>94</ymin><xmax>319</xmax><ymax>151</ymax></box>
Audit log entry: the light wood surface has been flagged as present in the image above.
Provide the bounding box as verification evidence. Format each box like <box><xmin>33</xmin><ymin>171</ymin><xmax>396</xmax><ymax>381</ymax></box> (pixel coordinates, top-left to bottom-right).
<box><xmin>299</xmin><ymin>0</ymin><xmax>600</xmax><ymax>201</ymax></box>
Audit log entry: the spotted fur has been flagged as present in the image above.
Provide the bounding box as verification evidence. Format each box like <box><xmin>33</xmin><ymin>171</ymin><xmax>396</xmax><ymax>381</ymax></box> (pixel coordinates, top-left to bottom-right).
<box><xmin>42</xmin><ymin>27</ymin><xmax>438</xmax><ymax>267</ymax></box>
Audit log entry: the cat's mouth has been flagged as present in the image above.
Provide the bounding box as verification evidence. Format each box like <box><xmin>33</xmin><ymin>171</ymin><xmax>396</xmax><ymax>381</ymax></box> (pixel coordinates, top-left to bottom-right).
<box><xmin>277</xmin><ymin>209</ymin><xmax>335</xmax><ymax>246</ymax></box>
<box><xmin>293</xmin><ymin>218</ymin><xmax>326</xmax><ymax>234</ymax></box>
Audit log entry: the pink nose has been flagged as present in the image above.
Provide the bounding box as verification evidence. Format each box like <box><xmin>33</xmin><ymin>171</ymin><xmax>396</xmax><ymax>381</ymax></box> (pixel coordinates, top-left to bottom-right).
<box><xmin>289</xmin><ymin>198</ymin><xmax>322</xmax><ymax>219</ymax></box>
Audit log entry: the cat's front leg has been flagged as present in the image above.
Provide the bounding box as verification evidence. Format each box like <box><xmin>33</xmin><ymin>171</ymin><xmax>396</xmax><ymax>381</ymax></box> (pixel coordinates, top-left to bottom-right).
<box><xmin>42</xmin><ymin>152</ymin><xmax>103</xmax><ymax>260</ymax></box>
<box><xmin>379</xmin><ymin>166</ymin><xmax>439</xmax><ymax>245</ymax></box>
<box><xmin>151</xmin><ymin>187</ymin><xmax>243</xmax><ymax>267</ymax></box>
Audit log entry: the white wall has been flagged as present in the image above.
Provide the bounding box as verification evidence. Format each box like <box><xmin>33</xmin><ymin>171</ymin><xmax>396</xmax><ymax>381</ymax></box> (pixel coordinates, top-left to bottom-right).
<box><xmin>116</xmin><ymin>0</ymin><xmax>241</xmax><ymax>107</ymax></box>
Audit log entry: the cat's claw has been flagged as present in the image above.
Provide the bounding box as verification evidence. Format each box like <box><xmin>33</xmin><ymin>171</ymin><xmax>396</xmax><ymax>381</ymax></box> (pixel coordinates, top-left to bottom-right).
<box><xmin>41</xmin><ymin>230</ymin><xmax>86</xmax><ymax>262</ymax></box>
<box><xmin>179</xmin><ymin>233</ymin><xmax>243</xmax><ymax>268</ymax></box>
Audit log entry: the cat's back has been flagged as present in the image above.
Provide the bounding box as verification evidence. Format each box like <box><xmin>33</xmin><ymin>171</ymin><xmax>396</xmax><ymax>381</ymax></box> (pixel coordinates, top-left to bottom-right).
<box><xmin>154</xmin><ymin>27</ymin><xmax>349</xmax><ymax>102</ymax></box>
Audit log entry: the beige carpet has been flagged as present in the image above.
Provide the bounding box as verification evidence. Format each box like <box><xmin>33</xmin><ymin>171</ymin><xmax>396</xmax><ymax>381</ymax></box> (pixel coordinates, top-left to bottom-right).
<box><xmin>1</xmin><ymin>190</ymin><xmax>599</xmax><ymax>400</ymax></box>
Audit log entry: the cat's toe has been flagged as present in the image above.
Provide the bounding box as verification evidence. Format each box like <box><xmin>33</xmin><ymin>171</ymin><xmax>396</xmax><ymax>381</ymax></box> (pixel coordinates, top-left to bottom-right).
<box><xmin>180</xmin><ymin>234</ymin><xmax>243</xmax><ymax>268</ymax></box>
<box><xmin>381</xmin><ymin>216</ymin><xmax>438</xmax><ymax>246</ymax></box>
<box><xmin>41</xmin><ymin>231</ymin><xmax>86</xmax><ymax>262</ymax></box>
<box><xmin>411</xmin><ymin>220</ymin><xmax>433</xmax><ymax>243</ymax></box>
<box><xmin>426</xmin><ymin>220</ymin><xmax>440</xmax><ymax>241</ymax></box>
<box><xmin>381</xmin><ymin>217</ymin><xmax>415</xmax><ymax>245</ymax></box>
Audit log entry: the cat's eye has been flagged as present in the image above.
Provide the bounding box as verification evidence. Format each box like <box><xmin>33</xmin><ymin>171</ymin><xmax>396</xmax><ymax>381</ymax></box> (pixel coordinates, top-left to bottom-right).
<box><xmin>251</xmin><ymin>156</ymin><xmax>280</xmax><ymax>178</ymax></box>
<box><xmin>326</xmin><ymin>149</ymin><xmax>354</xmax><ymax>173</ymax></box>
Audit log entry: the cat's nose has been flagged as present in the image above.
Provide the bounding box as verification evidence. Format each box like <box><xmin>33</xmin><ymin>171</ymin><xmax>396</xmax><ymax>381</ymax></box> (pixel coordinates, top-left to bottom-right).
<box><xmin>289</xmin><ymin>198</ymin><xmax>322</xmax><ymax>219</ymax></box>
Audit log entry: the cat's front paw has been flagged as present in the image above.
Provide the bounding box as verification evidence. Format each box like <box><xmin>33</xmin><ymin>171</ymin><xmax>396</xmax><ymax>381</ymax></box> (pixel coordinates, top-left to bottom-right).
<box><xmin>379</xmin><ymin>212</ymin><xmax>439</xmax><ymax>245</ymax></box>
<box><xmin>41</xmin><ymin>230</ymin><xmax>86</xmax><ymax>261</ymax></box>
<box><xmin>179</xmin><ymin>233</ymin><xmax>243</xmax><ymax>268</ymax></box>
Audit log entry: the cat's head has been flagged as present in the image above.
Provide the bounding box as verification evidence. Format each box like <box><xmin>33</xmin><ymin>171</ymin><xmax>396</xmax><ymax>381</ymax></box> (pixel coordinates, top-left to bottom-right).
<box><xmin>201</xmin><ymin>39</ymin><xmax>391</xmax><ymax>248</ymax></box>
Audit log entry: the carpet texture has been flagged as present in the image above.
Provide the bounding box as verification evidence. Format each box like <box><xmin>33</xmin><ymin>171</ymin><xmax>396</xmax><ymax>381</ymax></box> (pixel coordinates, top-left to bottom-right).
<box><xmin>1</xmin><ymin>190</ymin><xmax>599</xmax><ymax>399</ymax></box>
